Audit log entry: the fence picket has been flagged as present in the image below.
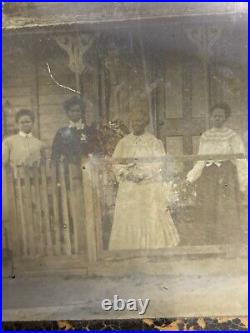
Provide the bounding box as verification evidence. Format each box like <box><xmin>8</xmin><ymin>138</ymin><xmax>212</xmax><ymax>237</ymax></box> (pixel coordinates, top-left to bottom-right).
<box><xmin>40</xmin><ymin>163</ymin><xmax>53</xmax><ymax>256</ymax></box>
<box><xmin>15</xmin><ymin>167</ymin><xmax>28</xmax><ymax>257</ymax></box>
<box><xmin>59</xmin><ymin>162</ymin><xmax>72</xmax><ymax>255</ymax></box>
<box><xmin>51</xmin><ymin>164</ymin><xmax>62</xmax><ymax>255</ymax></box>
<box><xmin>33</xmin><ymin>166</ymin><xmax>44</xmax><ymax>256</ymax></box>
<box><xmin>68</xmin><ymin>164</ymin><xmax>82</xmax><ymax>254</ymax></box>
<box><xmin>82</xmin><ymin>160</ymin><xmax>97</xmax><ymax>263</ymax></box>
<box><xmin>92</xmin><ymin>162</ymin><xmax>104</xmax><ymax>256</ymax></box>
<box><xmin>23</xmin><ymin>166</ymin><xmax>36</xmax><ymax>257</ymax></box>
<box><xmin>4</xmin><ymin>167</ymin><xmax>18</xmax><ymax>258</ymax></box>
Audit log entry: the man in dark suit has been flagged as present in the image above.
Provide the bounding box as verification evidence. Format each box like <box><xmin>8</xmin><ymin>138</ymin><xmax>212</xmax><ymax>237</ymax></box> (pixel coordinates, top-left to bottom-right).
<box><xmin>51</xmin><ymin>95</ymin><xmax>102</xmax><ymax>164</ymax></box>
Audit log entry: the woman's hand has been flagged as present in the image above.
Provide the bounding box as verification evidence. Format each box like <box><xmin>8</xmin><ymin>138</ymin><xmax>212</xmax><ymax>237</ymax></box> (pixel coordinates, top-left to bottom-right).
<box><xmin>184</xmin><ymin>178</ymin><xmax>194</xmax><ymax>188</ymax></box>
<box><xmin>126</xmin><ymin>173</ymin><xmax>142</xmax><ymax>183</ymax></box>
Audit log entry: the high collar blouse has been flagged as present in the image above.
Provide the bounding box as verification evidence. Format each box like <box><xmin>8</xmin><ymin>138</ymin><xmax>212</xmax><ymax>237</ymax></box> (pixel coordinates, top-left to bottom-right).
<box><xmin>187</xmin><ymin>127</ymin><xmax>247</xmax><ymax>191</ymax></box>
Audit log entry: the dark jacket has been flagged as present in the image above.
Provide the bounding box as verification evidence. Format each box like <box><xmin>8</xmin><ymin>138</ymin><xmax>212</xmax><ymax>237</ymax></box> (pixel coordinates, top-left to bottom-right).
<box><xmin>51</xmin><ymin>124</ymin><xmax>102</xmax><ymax>164</ymax></box>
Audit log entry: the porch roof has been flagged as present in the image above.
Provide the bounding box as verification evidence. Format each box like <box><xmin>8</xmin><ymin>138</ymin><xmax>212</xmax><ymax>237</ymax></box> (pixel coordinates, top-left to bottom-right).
<box><xmin>3</xmin><ymin>2</ymin><xmax>247</xmax><ymax>32</ymax></box>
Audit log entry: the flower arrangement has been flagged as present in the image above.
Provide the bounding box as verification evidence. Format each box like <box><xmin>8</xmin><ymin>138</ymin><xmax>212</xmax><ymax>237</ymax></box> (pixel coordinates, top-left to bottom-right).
<box><xmin>164</xmin><ymin>175</ymin><xmax>197</xmax><ymax>210</ymax></box>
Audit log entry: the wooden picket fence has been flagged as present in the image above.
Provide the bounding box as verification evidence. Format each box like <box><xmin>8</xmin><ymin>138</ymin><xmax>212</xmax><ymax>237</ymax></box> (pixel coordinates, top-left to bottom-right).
<box><xmin>2</xmin><ymin>153</ymin><xmax>247</xmax><ymax>272</ymax></box>
<box><xmin>3</xmin><ymin>162</ymin><xmax>88</xmax><ymax>260</ymax></box>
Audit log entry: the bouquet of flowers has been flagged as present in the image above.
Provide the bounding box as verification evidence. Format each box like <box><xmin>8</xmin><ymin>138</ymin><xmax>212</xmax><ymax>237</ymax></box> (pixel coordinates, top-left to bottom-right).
<box><xmin>164</xmin><ymin>175</ymin><xmax>197</xmax><ymax>210</ymax></box>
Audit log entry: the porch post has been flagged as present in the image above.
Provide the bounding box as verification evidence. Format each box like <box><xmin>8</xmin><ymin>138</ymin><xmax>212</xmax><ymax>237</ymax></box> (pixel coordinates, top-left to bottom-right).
<box><xmin>81</xmin><ymin>160</ymin><xmax>98</xmax><ymax>263</ymax></box>
<box><xmin>186</xmin><ymin>24</ymin><xmax>222</xmax><ymax>129</ymax></box>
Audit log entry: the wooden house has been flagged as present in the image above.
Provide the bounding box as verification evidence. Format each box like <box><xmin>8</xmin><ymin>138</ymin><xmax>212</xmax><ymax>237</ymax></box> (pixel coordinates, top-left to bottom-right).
<box><xmin>2</xmin><ymin>3</ymin><xmax>247</xmax><ymax>277</ymax></box>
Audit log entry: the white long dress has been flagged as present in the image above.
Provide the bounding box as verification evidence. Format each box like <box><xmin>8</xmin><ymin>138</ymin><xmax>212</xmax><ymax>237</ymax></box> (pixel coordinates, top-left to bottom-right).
<box><xmin>109</xmin><ymin>132</ymin><xmax>180</xmax><ymax>250</ymax></box>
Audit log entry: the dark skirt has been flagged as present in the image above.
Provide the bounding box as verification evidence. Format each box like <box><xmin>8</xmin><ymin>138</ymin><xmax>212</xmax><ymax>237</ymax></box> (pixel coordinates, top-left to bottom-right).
<box><xmin>194</xmin><ymin>161</ymin><xmax>242</xmax><ymax>245</ymax></box>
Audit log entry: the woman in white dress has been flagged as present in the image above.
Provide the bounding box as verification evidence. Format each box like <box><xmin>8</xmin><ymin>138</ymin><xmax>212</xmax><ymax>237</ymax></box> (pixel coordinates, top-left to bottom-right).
<box><xmin>186</xmin><ymin>103</ymin><xmax>247</xmax><ymax>244</ymax></box>
<box><xmin>109</xmin><ymin>110</ymin><xmax>180</xmax><ymax>250</ymax></box>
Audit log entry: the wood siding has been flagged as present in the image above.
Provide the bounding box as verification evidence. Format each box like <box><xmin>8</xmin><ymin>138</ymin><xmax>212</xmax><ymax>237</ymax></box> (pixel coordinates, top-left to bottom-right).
<box><xmin>3</xmin><ymin>21</ymin><xmax>247</xmax><ymax>158</ymax></box>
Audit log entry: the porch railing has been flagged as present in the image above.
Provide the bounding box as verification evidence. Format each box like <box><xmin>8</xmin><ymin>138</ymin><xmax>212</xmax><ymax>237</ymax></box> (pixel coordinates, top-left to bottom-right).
<box><xmin>2</xmin><ymin>153</ymin><xmax>247</xmax><ymax>269</ymax></box>
<box><xmin>3</xmin><ymin>162</ymin><xmax>87</xmax><ymax>261</ymax></box>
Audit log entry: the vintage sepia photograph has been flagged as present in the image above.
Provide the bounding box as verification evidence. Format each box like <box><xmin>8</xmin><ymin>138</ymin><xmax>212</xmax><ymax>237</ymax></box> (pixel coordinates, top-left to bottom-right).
<box><xmin>2</xmin><ymin>2</ymin><xmax>248</xmax><ymax>325</ymax></box>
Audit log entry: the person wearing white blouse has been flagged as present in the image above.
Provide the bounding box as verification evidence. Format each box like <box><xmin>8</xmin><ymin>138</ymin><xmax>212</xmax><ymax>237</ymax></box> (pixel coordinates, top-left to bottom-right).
<box><xmin>186</xmin><ymin>103</ymin><xmax>247</xmax><ymax>245</ymax></box>
<box><xmin>109</xmin><ymin>110</ymin><xmax>179</xmax><ymax>250</ymax></box>
<box><xmin>2</xmin><ymin>109</ymin><xmax>45</xmax><ymax>167</ymax></box>
<box><xmin>2</xmin><ymin>109</ymin><xmax>45</xmax><ymax>233</ymax></box>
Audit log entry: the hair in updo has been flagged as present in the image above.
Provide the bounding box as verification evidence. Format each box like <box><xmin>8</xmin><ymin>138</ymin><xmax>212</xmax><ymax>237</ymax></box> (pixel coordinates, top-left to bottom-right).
<box><xmin>210</xmin><ymin>103</ymin><xmax>231</xmax><ymax>120</ymax></box>
<box><xmin>15</xmin><ymin>109</ymin><xmax>35</xmax><ymax>123</ymax></box>
<box><xmin>63</xmin><ymin>95</ymin><xmax>84</xmax><ymax>113</ymax></box>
